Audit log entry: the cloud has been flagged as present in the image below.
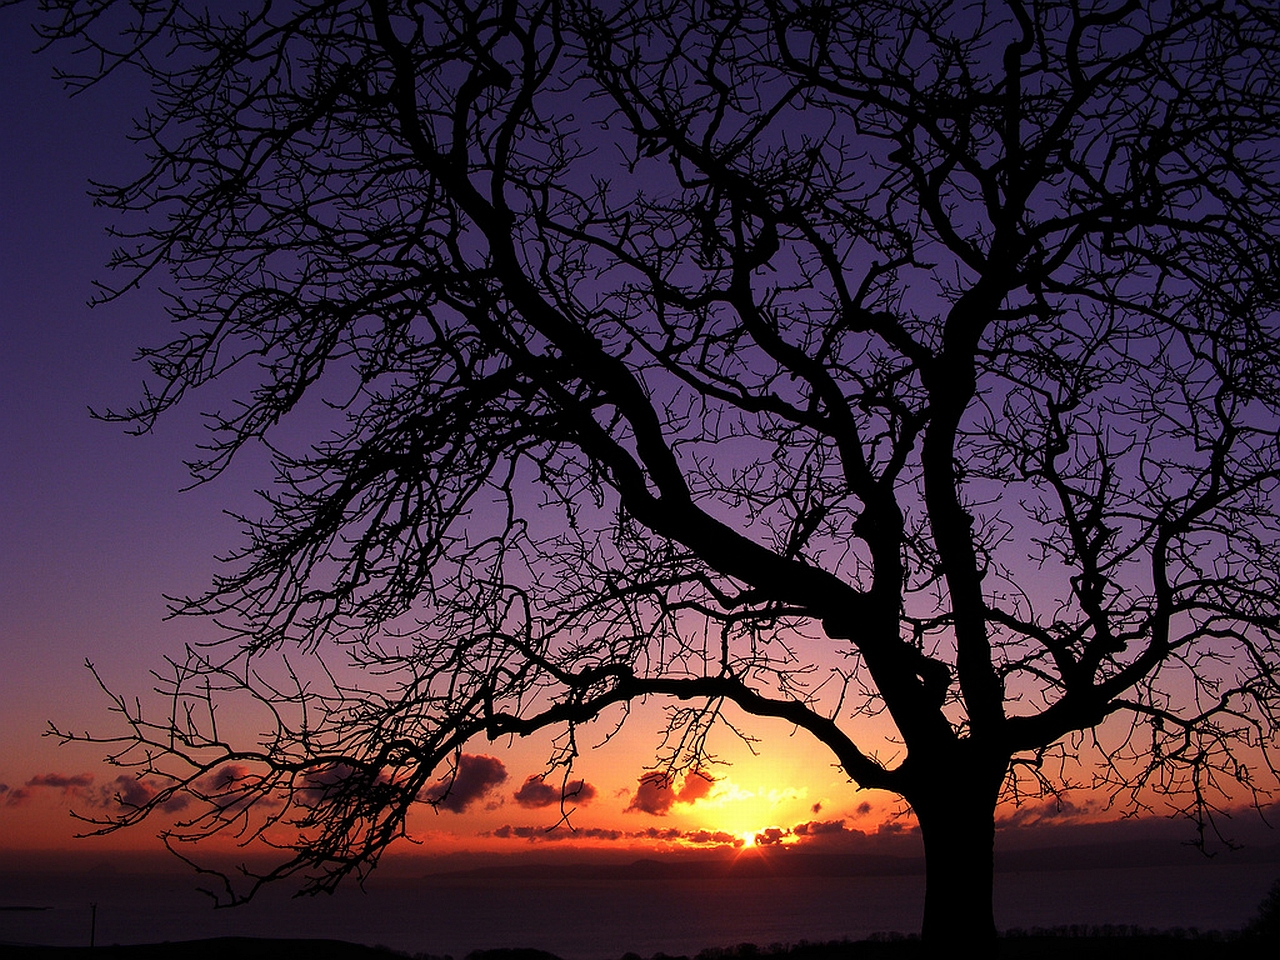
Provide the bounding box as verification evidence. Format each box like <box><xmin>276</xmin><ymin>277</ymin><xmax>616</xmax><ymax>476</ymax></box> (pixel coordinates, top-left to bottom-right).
<box><xmin>792</xmin><ymin>818</ymin><xmax>848</xmax><ymax>837</ymax></box>
<box><xmin>487</xmin><ymin>824</ymin><xmax>741</xmax><ymax>846</ymax></box>
<box><xmin>100</xmin><ymin>775</ymin><xmax>190</xmax><ymax>814</ymax></box>
<box><xmin>513</xmin><ymin>775</ymin><xmax>598</xmax><ymax>809</ymax></box>
<box><xmin>195</xmin><ymin>763</ymin><xmax>256</xmax><ymax>792</ymax></box>
<box><xmin>624</xmin><ymin>771</ymin><xmax>716</xmax><ymax>816</ymax></box>
<box><xmin>489</xmin><ymin>824</ymin><xmax>625</xmax><ymax>842</ymax></box>
<box><xmin>684</xmin><ymin>829</ymin><xmax>743</xmax><ymax>846</ymax></box>
<box><xmin>492</xmin><ymin>824</ymin><xmax>540</xmax><ymax>840</ymax></box>
<box><xmin>855</xmin><ymin>801</ymin><xmax>873</xmax><ymax>817</ymax></box>
<box><xmin>26</xmin><ymin>772</ymin><xmax>94</xmax><ymax>794</ymax></box>
<box><xmin>183</xmin><ymin>762</ymin><xmax>286</xmax><ymax>814</ymax></box>
<box><xmin>2</xmin><ymin>785</ymin><xmax>31</xmax><ymax>807</ymax></box>
<box><xmin>625</xmin><ymin>774</ymin><xmax>676</xmax><ymax>815</ymax></box>
<box><xmin>997</xmin><ymin>797</ymin><xmax>1091</xmax><ymax>828</ymax></box>
<box><xmin>422</xmin><ymin>754</ymin><xmax>508</xmax><ymax>813</ymax></box>
<box><xmin>19</xmin><ymin>771</ymin><xmax>190</xmax><ymax>814</ymax></box>
<box><xmin>875</xmin><ymin>819</ymin><xmax>918</xmax><ymax>837</ymax></box>
<box><xmin>754</xmin><ymin>826</ymin><xmax>788</xmax><ymax>846</ymax></box>
<box><xmin>295</xmin><ymin>763</ymin><xmax>361</xmax><ymax>805</ymax></box>
<box><xmin>677</xmin><ymin>771</ymin><xmax>714</xmax><ymax>803</ymax></box>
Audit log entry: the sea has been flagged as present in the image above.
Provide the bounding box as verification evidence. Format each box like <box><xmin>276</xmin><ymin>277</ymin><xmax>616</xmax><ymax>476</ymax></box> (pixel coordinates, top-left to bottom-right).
<box><xmin>1</xmin><ymin>859</ymin><xmax>1278</xmax><ymax>958</ymax></box>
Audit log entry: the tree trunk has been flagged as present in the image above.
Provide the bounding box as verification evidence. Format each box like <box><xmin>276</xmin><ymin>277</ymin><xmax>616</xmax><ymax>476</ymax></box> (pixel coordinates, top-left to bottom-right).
<box><xmin>907</xmin><ymin>752</ymin><xmax>1005</xmax><ymax>944</ymax></box>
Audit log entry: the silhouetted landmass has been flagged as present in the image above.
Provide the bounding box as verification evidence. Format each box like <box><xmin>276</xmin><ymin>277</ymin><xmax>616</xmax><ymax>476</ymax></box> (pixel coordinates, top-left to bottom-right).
<box><xmin>1</xmin><ymin>932</ymin><xmax>1279</xmax><ymax>960</ymax></box>
<box><xmin>0</xmin><ymin>938</ymin><xmax>416</xmax><ymax>959</ymax></box>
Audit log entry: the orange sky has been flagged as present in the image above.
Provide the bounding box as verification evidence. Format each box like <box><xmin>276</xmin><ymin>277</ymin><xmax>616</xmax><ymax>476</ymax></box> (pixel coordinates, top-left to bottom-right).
<box><xmin>5</xmin><ymin>688</ymin><xmax>1269</xmax><ymax>871</ymax></box>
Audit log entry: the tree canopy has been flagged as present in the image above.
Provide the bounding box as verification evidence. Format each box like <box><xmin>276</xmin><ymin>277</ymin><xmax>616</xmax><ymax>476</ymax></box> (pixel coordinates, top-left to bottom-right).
<box><xmin>33</xmin><ymin>0</ymin><xmax>1280</xmax><ymax>942</ymax></box>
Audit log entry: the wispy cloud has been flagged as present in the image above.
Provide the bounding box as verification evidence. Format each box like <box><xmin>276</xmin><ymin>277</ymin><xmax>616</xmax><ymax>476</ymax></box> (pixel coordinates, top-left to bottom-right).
<box><xmin>486</xmin><ymin>823</ymin><xmax>743</xmax><ymax>847</ymax></box>
<box><xmin>17</xmin><ymin>771</ymin><xmax>189</xmax><ymax>814</ymax></box>
<box><xmin>1</xmin><ymin>783</ymin><xmax>32</xmax><ymax>807</ymax></box>
<box><xmin>491</xmin><ymin>824</ymin><xmax>626</xmax><ymax>842</ymax></box>
<box><xmin>997</xmin><ymin>796</ymin><xmax>1094</xmax><ymax>828</ymax></box>
<box><xmin>25</xmin><ymin>772</ymin><xmax>94</xmax><ymax>793</ymax></box>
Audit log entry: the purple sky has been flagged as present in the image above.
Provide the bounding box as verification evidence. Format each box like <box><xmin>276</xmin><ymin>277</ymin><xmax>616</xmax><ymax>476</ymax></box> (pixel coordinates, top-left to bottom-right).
<box><xmin>0</xmin><ymin>12</ymin><xmax>871</xmax><ymax>855</ymax></box>
<box><xmin>0</xmin><ymin>11</ymin><xmax>260</xmax><ymax>810</ymax></box>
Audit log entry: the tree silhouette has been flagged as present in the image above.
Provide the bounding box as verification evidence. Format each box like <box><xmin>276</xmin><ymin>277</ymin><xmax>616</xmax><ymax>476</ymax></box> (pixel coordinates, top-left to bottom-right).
<box><xmin>35</xmin><ymin>0</ymin><xmax>1280</xmax><ymax>943</ymax></box>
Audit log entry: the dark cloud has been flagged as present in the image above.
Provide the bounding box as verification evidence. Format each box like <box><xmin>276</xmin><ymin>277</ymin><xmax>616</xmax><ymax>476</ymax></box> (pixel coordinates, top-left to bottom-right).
<box><xmin>754</xmin><ymin>827</ymin><xmax>788</xmax><ymax>846</ymax></box>
<box><xmin>855</xmin><ymin>801</ymin><xmax>873</xmax><ymax>817</ymax></box>
<box><xmin>624</xmin><ymin>771</ymin><xmax>715</xmax><ymax>816</ymax></box>
<box><xmin>422</xmin><ymin>754</ymin><xmax>508</xmax><ymax>813</ymax></box>
<box><xmin>513</xmin><ymin>775</ymin><xmax>598</xmax><ymax>809</ymax></box>
<box><xmin>492</xmin><ymin>824</ymin><xmax>540</xmax><ymax>840</ymax></box>
<box><xmin>295</xmin><ymin>763</ymin><xmax>361</xmax><ymax>805</ymax></box>
<box><xmin>684</xmin><ymin>829</ymin><xmax>743</xmax><ymax>846</ymax></box>
<box><xmin>811</xmin><ymin>802</ymin><xmax>822</xmax><ymax>814</ymax></box>
<box><xmin>101</xmin><ymin>775</ymin><xmax>190</xmax><ymax>814</ymax></box>
<box><xmin>625</xmin><ymin>773</ymin><xmax>676</xmax><ymax>815</ymax></box>
<box><xmin>487</xmin><ymin>824</ymin><xmax>739</xmax><ymax>846</ymax></box>
<box><xmin>792</xmin><ymin>818</ymin><xmax>848</xmax><ymax>837</ymax></box>
<box><xmin>194</xmin><ymin>762</ymin><xmax>256</xmax><ymax>794</ymax></box>
<box><xmin>489</xmin><ymin>824</ymin><xmax>625</xmax><ymax>843</ymax></box>
<box><xmin>186</xmin><ymin>763</ymin><xmax>287</xmax><ymax>814</ymax></box>
<box><xmin>26</xmin><ymin>772</ymin><xmax>94</xmax><ymax>793</ymax></box>
<box><xmin>875</xmin><ymin>819</ymin><xmax>918</xmax><ymax>837</ymax></box>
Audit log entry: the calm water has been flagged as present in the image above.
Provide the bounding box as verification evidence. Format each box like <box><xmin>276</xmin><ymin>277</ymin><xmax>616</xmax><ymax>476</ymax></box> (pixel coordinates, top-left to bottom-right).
<box><xmin>1</xmin><ymin>862</ymin><xmax>1277</xmax><ymax>958</ymax></box>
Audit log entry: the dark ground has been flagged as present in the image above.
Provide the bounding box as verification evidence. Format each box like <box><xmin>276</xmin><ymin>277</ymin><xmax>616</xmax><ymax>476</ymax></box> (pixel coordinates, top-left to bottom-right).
<box><xmin>1</xmin><ymin>934</ymin><xmax>1278</xmax><ymax>960</ymax></box>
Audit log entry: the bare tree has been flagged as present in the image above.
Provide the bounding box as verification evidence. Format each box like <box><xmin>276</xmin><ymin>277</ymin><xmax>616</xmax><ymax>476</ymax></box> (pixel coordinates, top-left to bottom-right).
<box><xmin>31</xmin><ymin>0</ymin><xmax>1280</xmax><ymax>942</ymax></box>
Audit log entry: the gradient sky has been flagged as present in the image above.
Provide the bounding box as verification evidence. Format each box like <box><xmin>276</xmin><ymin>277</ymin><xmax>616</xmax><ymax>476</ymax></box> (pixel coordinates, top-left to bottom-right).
<box><xmin>1</xmin><ymin>10</ymin><xmax>229</xmax><ymax>847</ymax></box>
<box><xmin>0</xmin><ymin>8</ymin><xmax>884</xmax><ymax>859</ymax></box>
<box><xmin>2</xmin><ymin>6</ymin><xmax>1276</xmax><ymax>878</ymax></box>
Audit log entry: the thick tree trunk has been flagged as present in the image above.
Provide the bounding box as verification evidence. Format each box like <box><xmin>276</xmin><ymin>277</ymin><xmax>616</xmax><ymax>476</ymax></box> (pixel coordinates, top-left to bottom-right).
<box><xmin>907</xmin><ymin>752</ymin><xmax>1005</xmax><ymax>944</ymax></box>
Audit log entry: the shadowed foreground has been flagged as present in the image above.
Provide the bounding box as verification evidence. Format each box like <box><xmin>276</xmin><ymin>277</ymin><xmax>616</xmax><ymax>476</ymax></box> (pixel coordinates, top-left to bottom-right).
<box><xmin>2</xmin><ymin>934</ymin><xmax>1279</xmax><ymax>960</ymax></box>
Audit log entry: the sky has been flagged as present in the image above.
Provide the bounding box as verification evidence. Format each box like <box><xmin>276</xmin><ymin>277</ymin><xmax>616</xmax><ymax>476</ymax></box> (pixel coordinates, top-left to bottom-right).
<box><xmin>2</xmin><ymin>5</ymin><xmax>1278</xmax><ymax>888</ymax></box>
<box><xmin>0</xmin><ymin>8</ymin><xmax>890</xmax><ymax>863</ymax></box>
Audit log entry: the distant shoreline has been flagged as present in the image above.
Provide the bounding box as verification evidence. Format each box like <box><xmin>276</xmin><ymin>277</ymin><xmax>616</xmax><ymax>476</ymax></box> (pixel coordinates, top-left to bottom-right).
<box><xmin>3</xmin><ymin>859</ymin><xmax>1276</xmax><ymax>958</ymax></box>
<box><xmin>0</xmin><ymin>932</ymin><xmax>1277</xmax><ymax>960</ymax></box>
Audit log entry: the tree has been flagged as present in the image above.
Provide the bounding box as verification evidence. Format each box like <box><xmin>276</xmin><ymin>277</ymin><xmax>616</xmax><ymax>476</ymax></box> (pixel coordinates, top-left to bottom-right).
<box><xmin>31</xmin><ymin>0</ymin><xmax>1280</xmax><ymax>943</ymax></box>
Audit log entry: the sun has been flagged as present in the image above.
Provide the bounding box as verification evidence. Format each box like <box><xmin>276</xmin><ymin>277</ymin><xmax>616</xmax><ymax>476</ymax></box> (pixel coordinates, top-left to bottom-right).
<box><xmin>739</xmin><ymin>830</ymin><xmax>757</xmax><ymax>849</ymax></box>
